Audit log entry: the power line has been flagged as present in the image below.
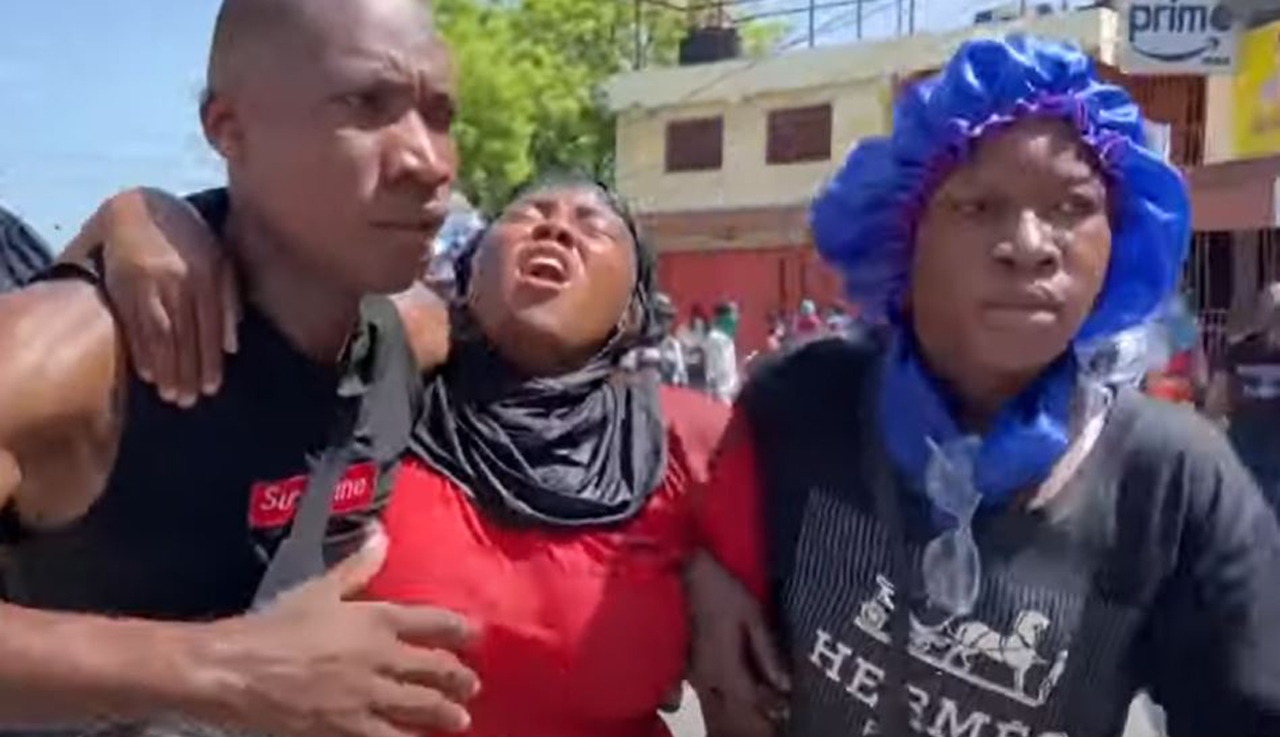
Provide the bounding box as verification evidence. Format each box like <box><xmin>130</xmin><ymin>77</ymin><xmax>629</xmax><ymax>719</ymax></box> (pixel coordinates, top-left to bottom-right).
<box><xmin>738</xmin><ymin>0</ymin><xmax>883</xmax><ymax>23</ymax></box>
<box><xmin>620</xmin><ymin>0</ymin><xmax>897</xmax><ymax>131</ymax></box>
<box><xmin>779</xmin><ymin>0</ymin><xmax>899</xmax><ymax>46</ymax></box>
<box><xmin>638</xmin><ymin>0</ymin><xmax>834</xmax><ymax>13</ymax></box>
<box><xmin>637</xmin><ymin>0</ymin><xmax>890</xmax><ymax>27</ymax></box>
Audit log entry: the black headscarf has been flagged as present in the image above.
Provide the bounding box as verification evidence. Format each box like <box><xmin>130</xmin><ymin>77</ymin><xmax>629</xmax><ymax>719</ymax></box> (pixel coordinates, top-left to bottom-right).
<box><xmin>410</xmin><ymin>176</ymin><xmax>668</xmax><ymax>527</ymax></box>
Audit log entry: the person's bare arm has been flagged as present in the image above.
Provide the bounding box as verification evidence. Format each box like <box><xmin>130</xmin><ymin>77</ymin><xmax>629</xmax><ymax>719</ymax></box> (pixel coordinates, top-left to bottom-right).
<box><xmin>59</xmin><ymin>208</ymin><xmax>103</xmax><ymax>266</ymax></box>
<box><xmin>0</xmin><ymin>526</ymin><xmax>480</xmax><ymax>736</ymax></box>
<box><xmin>0</xmin><ymin>283</ymin><xmax>479</xmax><ymax>736</ymax></box>
<box><xmin>0</xmin><ymin>280</ymin><xmax>186</xmax><ymax>722</ymax></box>
<box><xmin>73</xmin><ymin>188</ymin><xmax>450</xmax><ymax>400</ymax></box>
<box><xmin>0</xmin><ymin>279</ymin><xmax>122</xmax><ymax>528</ymax></box>
<box><xmin>393</xmin><ymin>282</ymin><xmax>451</xmax><ymax>373</ymax></box>
<box><xmin>60</xmin><ymin>188</ymin><xmax>237</xmax><ymax>407</ymax></box>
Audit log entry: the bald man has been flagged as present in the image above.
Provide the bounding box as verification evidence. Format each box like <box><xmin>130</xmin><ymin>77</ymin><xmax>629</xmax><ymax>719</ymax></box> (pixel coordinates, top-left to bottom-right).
<box><xmin>0</xmin><ymin>1</ymin><xmax>478</xmax><ymax>735</ymax></box>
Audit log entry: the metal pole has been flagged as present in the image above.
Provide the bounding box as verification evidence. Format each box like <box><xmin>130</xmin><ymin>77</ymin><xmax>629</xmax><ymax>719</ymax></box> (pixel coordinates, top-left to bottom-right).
<box><xmin>809</xmin><ymin>0</ymin><xmax>817</xmax><ymax>47</ymax></box>
<box><xmin>857</xmin><ymin>0</ymin><xmax>863</xmax><ymax>38</ymax></box>
<box><xmin>908</xmin><ymin>0</ymin><xmax>916</xmax><ymax>34</ymax></box>
<box><xmin>633</xmin><ymin>0</ymin><xmax>642</xmax><ymax>69</ymax></box>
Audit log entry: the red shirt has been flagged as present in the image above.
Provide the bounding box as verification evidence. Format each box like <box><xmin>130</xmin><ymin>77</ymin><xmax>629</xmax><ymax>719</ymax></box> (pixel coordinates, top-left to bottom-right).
<box><xmin>364</xmin><ymin>387</ymin><xmax>729</xmax><ymax>737</ymax></box>
<box><xmin>1146</xmin><ymin>349</ymin><xmax>1196</xmax><ymax>404</ymax></box>
<box><xmin>692</xmin><ymin>412</ymin><xmax>769</xmax><ymax>602</ymax></box>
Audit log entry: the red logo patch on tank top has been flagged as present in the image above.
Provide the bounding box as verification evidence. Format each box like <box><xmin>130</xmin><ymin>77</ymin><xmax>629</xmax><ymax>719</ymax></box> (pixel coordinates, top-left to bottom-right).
<box><xmin>248</xmin><ymin>462</ymin><xmax>377</xmax><ymax>529</ymax></box>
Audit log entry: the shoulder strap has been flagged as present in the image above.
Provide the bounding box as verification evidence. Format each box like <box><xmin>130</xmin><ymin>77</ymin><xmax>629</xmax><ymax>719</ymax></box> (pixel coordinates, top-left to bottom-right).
<box><xmin>252</xmin><ymin>405</ymin><xmax>358</xmax><ymax>608</ymax></box>
<box><xmin>365</xmin><ymin>294</ymin><xmax>425</xmax><ymax>429</ymax></box>
<box><xmin>253</xmin><ymin>296</ymin><xmax>417</xmax><ymax>608</ymax></box>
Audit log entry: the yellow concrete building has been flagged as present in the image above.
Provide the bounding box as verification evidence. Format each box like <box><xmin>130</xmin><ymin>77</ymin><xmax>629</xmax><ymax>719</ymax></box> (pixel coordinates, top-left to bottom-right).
<box><xmin>606</xmin><ymin>8</ymin><xmax>1121</xmax><ymax>223</ymax></box>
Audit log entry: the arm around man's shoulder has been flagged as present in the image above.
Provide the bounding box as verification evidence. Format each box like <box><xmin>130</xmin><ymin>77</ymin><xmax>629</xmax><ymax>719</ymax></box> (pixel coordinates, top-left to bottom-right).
<box><xmin>392</xmin><ymin>282</ymin><xmax>451</xmax><ymax>373</ymax></box>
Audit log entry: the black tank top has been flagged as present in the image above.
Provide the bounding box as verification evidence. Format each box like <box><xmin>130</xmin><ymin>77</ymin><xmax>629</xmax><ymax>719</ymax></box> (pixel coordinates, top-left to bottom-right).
<box><xmin>1</xmin><ymin>292</ymin><xmax>420</xmax><ymax>620</ymax></box>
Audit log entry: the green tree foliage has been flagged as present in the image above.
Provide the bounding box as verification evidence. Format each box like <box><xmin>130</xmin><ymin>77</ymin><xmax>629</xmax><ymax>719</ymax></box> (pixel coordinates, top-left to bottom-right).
<box><xmin>434</xmin><ymin>0</ymin><xmax>785</xmax><ymax>212</ymax></box>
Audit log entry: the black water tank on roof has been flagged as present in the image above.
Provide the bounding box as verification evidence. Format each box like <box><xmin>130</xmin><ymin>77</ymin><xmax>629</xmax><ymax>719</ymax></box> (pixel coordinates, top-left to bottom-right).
<box><xmin>679</xmin><ymin>26</ymin><xmax>741</xmax><ymax>65</ymax></box>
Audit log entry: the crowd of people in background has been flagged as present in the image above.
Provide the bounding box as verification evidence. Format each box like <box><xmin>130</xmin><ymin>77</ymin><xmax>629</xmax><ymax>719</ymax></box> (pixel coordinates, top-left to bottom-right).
<box><xmin>634</xmin><ymin>294</ymin><xmax>872</xmax><ymax>405</ymax></box>
<box><xmin>635</xmin><ymin>276</ymin><xmax>1280</xmax><ymax>524</ymax></box>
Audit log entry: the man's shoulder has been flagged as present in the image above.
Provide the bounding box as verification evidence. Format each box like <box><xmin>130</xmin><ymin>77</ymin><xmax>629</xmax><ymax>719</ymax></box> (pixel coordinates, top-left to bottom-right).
<box><xmin>390</xmin><ymin>284</ymin><xmax>449</xmax><ymax>373</ymax></box>
<box><xmin>0</xmin><ymin>280</ymin><xmax>121</xmax><ymax>437</ymax></box>
<box><xmin>0</xmin><ymin>278</ymin><xmax>117</xmax><ymax>352</ymax></box>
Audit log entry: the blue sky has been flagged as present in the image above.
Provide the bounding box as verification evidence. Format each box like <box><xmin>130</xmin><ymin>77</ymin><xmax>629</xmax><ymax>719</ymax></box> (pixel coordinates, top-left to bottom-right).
<box><xmin>0</xmin><ymin>0</ymin><xmax>1005</xmax><ymax>249</ymax></box>
<box><xmin>753</xmin><ymin>0</ymin><xmax>1013</xmax><ymax>46</ymax></box>
<box><xmin>0</xmin><ymin>0</ymin><xmax>224</xmax><ymax>246</ymax></box>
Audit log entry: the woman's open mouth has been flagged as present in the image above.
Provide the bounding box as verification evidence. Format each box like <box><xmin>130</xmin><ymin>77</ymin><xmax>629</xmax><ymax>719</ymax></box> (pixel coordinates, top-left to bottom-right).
<box><xmin>515</xmin><ymin>243</ymin><xmax>575</xmax><ymax>290</ymax></box>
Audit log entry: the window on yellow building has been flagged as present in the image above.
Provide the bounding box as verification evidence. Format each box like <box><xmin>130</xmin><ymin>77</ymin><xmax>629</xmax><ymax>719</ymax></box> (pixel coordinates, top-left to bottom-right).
<box><xmin>766</xmin><ymin>103</ymin><xmax>832</xmax><ymax>165</ymax></box>
<box><xmin>665</xmin><ymin>117</ymin><xmax>724</xmax><ymax>172</ymax></box>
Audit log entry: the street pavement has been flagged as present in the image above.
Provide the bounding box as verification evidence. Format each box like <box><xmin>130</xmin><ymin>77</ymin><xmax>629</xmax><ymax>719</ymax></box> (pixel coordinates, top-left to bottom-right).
<box><xmin>662</xmin><ymin>686</ymin><xmax>705</xmax><ymax>737</ymax></box>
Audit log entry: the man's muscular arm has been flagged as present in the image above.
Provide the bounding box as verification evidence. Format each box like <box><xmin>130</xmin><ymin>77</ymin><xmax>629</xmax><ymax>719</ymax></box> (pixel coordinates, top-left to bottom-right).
<box><xmin>0</xmin><ymin>282</ymin><xmax>480</xmax><ymax>737</ymax></box>
<box><xmin>0</xmin><ymin>280</ymin><xmax>123</xmax><ymax>529</ymax></box>
<box><xmin>0</xmin><ymin>279</ymin><xmax>192</xmax><ymax>723</ymax></box>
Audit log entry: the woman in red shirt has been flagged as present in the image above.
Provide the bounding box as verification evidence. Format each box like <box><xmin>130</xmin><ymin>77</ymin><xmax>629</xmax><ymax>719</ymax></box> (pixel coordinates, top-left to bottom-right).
<box><xmin>363</xmin><ymin>176</ymin><xmax>727</xmax><ymax>737</ymax></box>
<box><xmin>81</xmin><ymin>176</ymin><xmax>729</xmax><ymax>737</ymax></box>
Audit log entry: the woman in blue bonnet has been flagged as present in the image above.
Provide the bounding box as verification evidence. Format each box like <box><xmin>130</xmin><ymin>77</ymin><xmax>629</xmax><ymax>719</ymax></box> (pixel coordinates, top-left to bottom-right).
<box><xmin>688</xmin><ymin>36</ymin><xmax>1280</xmax><ymax>737</ymax></box>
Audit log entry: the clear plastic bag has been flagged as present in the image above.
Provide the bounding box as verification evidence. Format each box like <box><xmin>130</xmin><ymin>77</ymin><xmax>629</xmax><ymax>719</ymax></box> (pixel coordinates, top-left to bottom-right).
<box><xmin>922</xmin><ymin>437</ymin><xmax>982</xmax><ymax>616</ymax></box>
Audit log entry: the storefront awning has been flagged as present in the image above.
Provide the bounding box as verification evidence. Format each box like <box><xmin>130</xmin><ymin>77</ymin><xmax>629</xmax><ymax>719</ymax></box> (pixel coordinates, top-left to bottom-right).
<box><xmin>1187</xmin><ymin>154</ymin><xmax>1280</xmax><ymax>232</ymax></box>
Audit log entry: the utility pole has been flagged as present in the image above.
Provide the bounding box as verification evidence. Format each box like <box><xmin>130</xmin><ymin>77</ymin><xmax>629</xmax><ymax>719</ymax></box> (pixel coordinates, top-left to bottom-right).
<box><xmin>908</xmin><ymin>0</ymin><xmax>916</xmax><ymax>34</ymax></box>
<box><xmin>809</xmin><ymin>0</ymin><xmax>817</xmax><ymax>47</ymax></box>
<box><xmin>633</xmin><ymin>0</ymin><xmax>642</xmax><ymax>69</ymax></box>
<box><xmin>857</xmin><ymin>0</ymin><xmax>863</xmax><ymax>38</ymax></box>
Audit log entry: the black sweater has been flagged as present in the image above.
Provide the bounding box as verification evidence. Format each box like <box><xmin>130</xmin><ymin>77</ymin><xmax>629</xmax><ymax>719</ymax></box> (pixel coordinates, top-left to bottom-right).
<box><xmin>737</xmin><ymin>338</ymin><xmax>1280</xmax><ymax>737</ymax></box>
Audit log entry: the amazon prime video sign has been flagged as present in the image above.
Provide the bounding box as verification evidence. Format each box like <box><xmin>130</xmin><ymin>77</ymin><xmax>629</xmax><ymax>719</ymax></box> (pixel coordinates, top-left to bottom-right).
<box><xmin>1121</xmin><ymin>0</ymin><xmax>1240</xmax><ymax>74</ymax></box>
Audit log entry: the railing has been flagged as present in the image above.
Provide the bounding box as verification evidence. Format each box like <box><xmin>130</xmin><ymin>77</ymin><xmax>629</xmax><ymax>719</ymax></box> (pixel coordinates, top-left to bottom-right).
<box><xmin>1199</xmin><ymin>308</ymin><xmax>1230</xmax><ymax>368</ymax></box>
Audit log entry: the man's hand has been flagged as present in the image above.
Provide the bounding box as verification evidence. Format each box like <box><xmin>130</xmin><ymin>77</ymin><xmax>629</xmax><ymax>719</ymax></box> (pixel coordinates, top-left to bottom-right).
<box><xmin>198</xmin><ymin>526</ymin><xmax>479</xmax><ymax>737</ymax></box>
<box><xmin>687</xmin><ymin>550</ymin><xmax>789</xmax><ymax>737</ymax></box>
<box><xmin>91</xmin><ymin>188</ymin><xmax>238</xmax><ymax>407</ymax></box>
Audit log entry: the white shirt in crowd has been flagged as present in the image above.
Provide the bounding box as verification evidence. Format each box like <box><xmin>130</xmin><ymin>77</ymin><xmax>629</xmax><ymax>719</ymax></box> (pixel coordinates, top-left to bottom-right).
<box><xmin>704</xmin><ymin>328</ymin><xmax>739</xmax><ymax>403</ymax></box>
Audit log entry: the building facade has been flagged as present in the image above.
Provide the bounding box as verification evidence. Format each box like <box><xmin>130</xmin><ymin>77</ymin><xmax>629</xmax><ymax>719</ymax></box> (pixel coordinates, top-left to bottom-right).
<box><xmin>606</xmin><ymin>6</ymin><xmax>1253</xmax><ymax>359</ymax></box>
<box><xmin>1187</xmin><ymin>16</ymin><xmax>1280</xmax><ymax>359</ymax></box>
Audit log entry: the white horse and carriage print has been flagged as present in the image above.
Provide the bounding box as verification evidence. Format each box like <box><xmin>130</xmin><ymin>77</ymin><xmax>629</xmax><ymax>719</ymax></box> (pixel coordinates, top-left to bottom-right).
<box><xmin>853</xmin><ymin>574</ymin><xmax>1071</xmax><ymax>709</ymax></box>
